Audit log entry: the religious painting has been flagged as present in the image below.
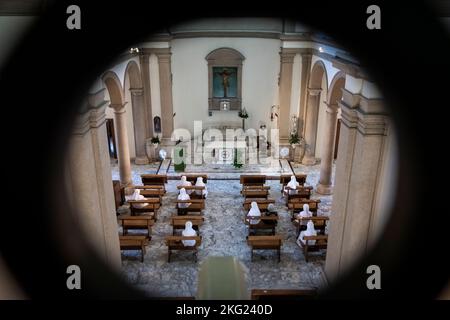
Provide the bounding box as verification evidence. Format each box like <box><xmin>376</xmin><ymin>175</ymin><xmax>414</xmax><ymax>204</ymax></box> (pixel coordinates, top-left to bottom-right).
<box><xmin>212</xmin><ymin>67</ymin><xmax>238</xmax><ymax>98</ymax></box>
<box><xmin>153</xmin><ymin>116</ymin><xmax>161</xmax><ymax>133</ymax></box>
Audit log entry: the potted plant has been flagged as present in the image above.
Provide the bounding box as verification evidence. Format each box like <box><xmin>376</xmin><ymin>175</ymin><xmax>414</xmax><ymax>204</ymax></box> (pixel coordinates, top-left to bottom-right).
<box><xmin>289</xmin><ymin>132</ymin><xmax>301</xmax><ymax>149</ymax></box>
<box><xmin>233</xmin><ymin>148</ymin><xmax>243</xmax><ymax>169</ymax></box>
<box><xmin>238</xmin><ymin>108</ymin><xmax>249</xmax><ymax>130</ymax></box>
<box><xmin>151</xmin><ymin>136</ymin><xmax>160</xmax><ymax>148</ymax></box>
<box><xmin>174</xmin><ymin>147</ymin><xmax>186</xmax><ymax>172</ymax></box>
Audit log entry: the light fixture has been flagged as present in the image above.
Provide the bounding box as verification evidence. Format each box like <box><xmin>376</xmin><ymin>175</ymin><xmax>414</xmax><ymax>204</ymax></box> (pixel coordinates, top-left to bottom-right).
<box><xmin>129</xmin><ymin>47</ymin><xmax>140</xmax><ymax>54</ymax></box>
<box><xmin>319</xmin><ymin>47</ymin><xmax>324</xmax><ymax>53</ymax></box>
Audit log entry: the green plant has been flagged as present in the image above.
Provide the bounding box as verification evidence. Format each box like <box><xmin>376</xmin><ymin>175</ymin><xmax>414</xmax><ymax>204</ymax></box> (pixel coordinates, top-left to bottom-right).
<box><xmin>238</xmin><ymin>108</ymin><xmax>249</xmax><ymax>119</ymax></box>
<box><xmin>233</xmin><ymin>149</ymin><xmax>243</xmax><ymax>169</ymax></box>
<box><xmin>174</xmin><ymin>147</ymin><xmax>186</xmax><ymax>172</ymax></box>
<box><xmin>151</xmin><ymin>136</ymin><xmax>160</xmax><ymax>144</ymax></box>
<box><xmin>289</xmin><ymin>133</ymin><xmax>300</xmax><ymax>145</ymax></box>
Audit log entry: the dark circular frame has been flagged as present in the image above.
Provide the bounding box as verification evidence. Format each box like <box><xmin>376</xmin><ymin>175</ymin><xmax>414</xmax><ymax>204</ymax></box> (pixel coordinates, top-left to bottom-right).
<box><xmin>0</xmin><ymin>0</ymin><xmax>449</xmax><ymax>299</ymax></box>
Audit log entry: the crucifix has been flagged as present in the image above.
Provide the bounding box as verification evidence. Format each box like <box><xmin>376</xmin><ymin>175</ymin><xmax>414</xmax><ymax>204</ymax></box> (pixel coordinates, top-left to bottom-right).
<box><xmin>215</xmin><ymin>68</ymin><xmax>235</xmax><ymax>98</ymax></box>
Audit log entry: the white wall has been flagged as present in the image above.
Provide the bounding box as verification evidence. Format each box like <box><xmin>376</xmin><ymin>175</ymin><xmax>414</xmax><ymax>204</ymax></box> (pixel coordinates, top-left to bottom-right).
<box><xmin>171</xmin><ymin>37</ymin><xmax>281</xmax><ymax>135</ymax></box>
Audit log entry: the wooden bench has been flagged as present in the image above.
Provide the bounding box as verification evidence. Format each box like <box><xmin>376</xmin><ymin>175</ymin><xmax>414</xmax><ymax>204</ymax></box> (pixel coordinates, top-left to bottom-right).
<box><xmin>132</xmin><ymin>185</ymin><xmax>165</xmax><ymax>202</ymax></box>
<box><xmin>285</xmin><ymin>186</ymin><xmax>313</xmax><ymax>203</ymax></box>
<box><xmin>293</xmin><ymin>216</ymin><xmax>329</xmax><ymax>237</ymax></box>
<box><xmin>141</xmin><ymin>174</ymin><xmax>168</xmax><ymax>192</ymax></box>
<box><xmin>298</xmin><ymin>235</ymin><xmax>328</xmax><ymax>262</ymax></box>
<box><xmin>247</xmin><ymin>235</ymin><xmax>282</xmax><ymax>262</ymax></box>
<box><xmin>119</xmin><ymin>235</ymin><xmax>148</xmax><ymax>262</ymax></box>
<box><xmin>251</xmin><ymin>289</ymin><xmax>317</xmax><ymax>300</ymax></box>
<box><xmin>166</xmin><ymin>235</ymin><xmax>202</xmax><ymax>262</ymax></box>
<box><xmin>288</xmin><ymin>199</ymin><xmax>321</xmax><ymax>219</ymax></box>
<box><xmin>245</xmin><ymin>215</ymin><xmax>279</xmax><ymax>236</ymax></box>
<box><xmin>184</xmin><ymin>174</ymin><xmax>208</xmax><ymax>184</ymax></box>
<box><xmin>176</xmin><ymin>185</ymin><xmax>206</xmax><ymax>199</ymax></box>
<box><xmin>118</xmin><ymin>215</ymin><xmax>154</xmax><ymax>238</ymax></box>
<box><xmin>175</xmin><ymin>199</ymin><xmax>205</xmax><ymax>215</ymax></box>
<box><xmin>127</xmin><ymin>198</ymin><xmax>161</xmax><ymax>220</ymax></box>
<box><xmin>240</xmin><ymin>175</ymin><xmax>266</xmax><ymax>193</ymax></box>
<box><xmin>280</xmin><ymin>174</ymin><xmax>307</xmax><ymax>190</ymax></box>
<box><xmin>242</xmin><ymin>186</ymin><xmax>270</xmax><ymax>200</ymax></box>
<box><xmin>170</xmin><ymin>215</ymin><xmax>204</xmax><ymax>235</ymax></box>
<box><xmin>243</xmin><ymin>199</ymin><xmax>275</xmax><ymax>212</ymax></box>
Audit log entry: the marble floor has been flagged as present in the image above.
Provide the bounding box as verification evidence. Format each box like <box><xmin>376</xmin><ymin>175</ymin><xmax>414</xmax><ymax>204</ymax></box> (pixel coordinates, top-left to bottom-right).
<box><xmin>112</xmin><ymin>161</ymin><xmax>335</xmax><ymax>298</ymax></box>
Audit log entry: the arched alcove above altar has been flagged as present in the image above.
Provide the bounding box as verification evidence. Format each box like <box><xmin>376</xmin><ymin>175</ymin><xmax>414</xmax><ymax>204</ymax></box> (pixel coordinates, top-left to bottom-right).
<box><xmin>206</xmin><ymin>47</ymin><xmax>245</xmax><ymax>111</ymax></box>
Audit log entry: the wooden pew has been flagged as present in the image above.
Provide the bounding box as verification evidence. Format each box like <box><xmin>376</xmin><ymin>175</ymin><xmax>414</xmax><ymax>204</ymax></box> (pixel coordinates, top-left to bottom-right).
<box><xmin>175</xmin><ymin>199</ymin><xmax>205</xmax><ymax>215</ymax></box>
<box><xmin>132</xmin><ymin>185</ymin><xmax>165</xmax><ymax>202</ymax></box>
<box><xmin>127</xmin><ymin>198</ymin><xmax>161</xmax><ymax>220</ymax></box>
<box><xmin>166</xmin><ymin>235</ymin><xmax>202</xmax><ymax>262</ymax></box>
<box><xmin>285</xmin><ymin>186</ymin><xmax>313</xmax><ymax>203</ymax></box>
<box><xmin>251</xmin><ymin>289</ymin><xmax>317</xmax><ymax>300</ymax></box>
<box><xmin>240</xmin><ymin>175</ymin><xmax>266</xmax><ymax>193</ymax></box>
<box><xmin>280</xmin><ymin>174</ymin><xmax>307</xmax><ymax>190</ymax></box>
<box><xmin>288</xmin><ymin>199</ymin><xmax>321</xmax><ymax>219</ymax></box>
<box><xmin>170</xmin><ymin>215</ymin><xmax>204</xmax><ymax>235</ymax></box>
<box><xmin>184</xmin><ymin>174</ymin><xmax>208</xmax><ymax>184</ymax></box>
<box><xmin>245</xmin><ymin>215</ymin><xmax>279</xmax><ymax>236</ymax></box>
<box><xmin>298</xmin><ymin>235</ymin><xmax>328</xmax><ymax>262</ymax></box>
<box><xmin>176</xmin><ymin>185</ymin><xmax>207</xmax><ymax>199</ymax></box>
<box><xmin>242</xmin><ymin>186</ymin><xmax>270</xmax><ymax>200</ymax></box>
<box><xmin>141</xmin><ymin>174</ymin><xmax>168</xmax><ymax>192</ymax></box>
<box><xmin>247</xmin><ymin>235</ymin><xmax>282</xmax><ymax>262</ymax></box>
<box><xmin>119</xmin><ymin>235</ymin><xmax>148</xmax><ymax>262</ymax></box>
<box><xmin>112</xmin><ymin>180</ymin><xmax>125</xmax><ymax>211</ymax></box>
<box><xmin>293</xmin><ymin>216</ymin><xmax>329</xmax><ymax>237</ymax></box>
<box><xmin>243</xmin><ymin>199</ymin><xmax>275</xmax><ymax>212</ymax></box>
<box><xmin>118</xmin><ymin>215</ymin><xmax>154</xmax><ymax>238</ymax></box>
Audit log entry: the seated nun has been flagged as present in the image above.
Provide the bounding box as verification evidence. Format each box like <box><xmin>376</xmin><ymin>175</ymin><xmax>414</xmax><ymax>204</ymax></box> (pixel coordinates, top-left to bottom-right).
<box><xmin>181</xmin><ymin>221</ymin><xmax>197</xmax><ymax>247</ymax></box>
<box><xmin>126</xmin><ymin>189</ymin><xmax>148</xmax><ymax>208</ymax></box>
<box><xmin>297</xmin><ymin>220</ymin><xmax>317</xmax><ymax>247</ymax></box>
<box><xmin>194</xmin><ymin>177</ymin><xmax>208</xmax><ymax>198</ymax></box>
<box><xmin>177</xmin><ymin>188</ymin><xmax>191</xmax><ymax>209</ymax></box>
<box><xmin>247</xmin><ymin>201</ymin><xmax>261</xmax><ymax>225</ymax></box>
<box><xmin>178</xmin><ymin>175</ymin><xmax>193</xmax><ymax>194</ymax></box>
<box><xmin>284</xmin><ymin>175</ymin><xmax>299</xmax><ymax>196</ymax></box>
<box><xmin>296</xmin><ymin>203</ymin><xmax>312</xmax><ymax>226</ymax></box>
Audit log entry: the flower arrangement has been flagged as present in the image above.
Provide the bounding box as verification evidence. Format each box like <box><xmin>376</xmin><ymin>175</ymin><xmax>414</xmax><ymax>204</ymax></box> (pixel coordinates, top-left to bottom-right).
<box><xmin>238</xmin><ymin>108</ymin><xmax>249</xmax><ymax>119</ymax></box>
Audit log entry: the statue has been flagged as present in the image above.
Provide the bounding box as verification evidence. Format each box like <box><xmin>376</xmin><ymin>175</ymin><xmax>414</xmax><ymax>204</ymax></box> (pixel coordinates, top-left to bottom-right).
<box><xmin>290</xmin><ymin>115</ymin><xmax>298</xmax><ymax>135</ymax></box>
<box><xmin>215</xmin><ymin>68</ymin><xmax>235</xmax><ymax>98</ymax></box>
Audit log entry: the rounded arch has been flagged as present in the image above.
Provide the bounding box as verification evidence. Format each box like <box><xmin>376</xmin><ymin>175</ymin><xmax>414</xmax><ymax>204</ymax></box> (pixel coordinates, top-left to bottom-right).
<box><xmin>309</xmin><ymin>59</ymin><xmax>328</xmax><ymax>90</ymax></box>
<box><xmin>205</xmin><ymin>47</ymin><xmax>245</xmax><ymax>62</ymax></box>
<box><xmin>327</xmin><ymin>71</ymin><xmax>346</xmax><ymax>105</ymax></box>
<box><xmin>102</xmin><ymin>71</ymin><xmax>124</xmax><ymax>105</ymax></box>
<box><xmin>124</xmin><ymin>60</ymin><xmax>142</xmax><ymax>91</ymax></box>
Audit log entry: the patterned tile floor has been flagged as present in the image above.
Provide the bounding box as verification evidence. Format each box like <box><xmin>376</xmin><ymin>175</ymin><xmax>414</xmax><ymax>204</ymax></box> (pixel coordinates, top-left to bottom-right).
<box><xmin>112</xmin><ymin>161</ymin><xmax>335</xmax><ymax>298</ymax></box>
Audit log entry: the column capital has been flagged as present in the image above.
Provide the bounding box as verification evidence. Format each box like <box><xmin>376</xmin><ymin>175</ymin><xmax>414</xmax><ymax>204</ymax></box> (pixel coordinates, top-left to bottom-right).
<box><xmin>130</xmin><ymin>88</ymin><xmax>144</xmax><ymax>96</ymax></box>
<box><xmin>307</xmin><ymin>88</ymin><xmax>322</xmax><ymax>96</ymax></box>
<box><xmin>110</xmin><ymin>103</ymin><xmax>127</xmax><ymax>113</ymax></box>
<box><xmin>280</xmin><ymin>51</ymin><xmax>296</xmax><ymax>63</ymax></box>
<box><xmin>325</xmin><ymin>103</ymin><xmax>339</xmax><ymax>114</ymax></box>
<box><xmin>357</xmin><ymin>112</ymin><xmax>388</xmax><ymax>136</ymax></box>
<box><xmin>156</xmin><ymin>52</ymin><xmax>172</xmax><ymax>63</ymax></box>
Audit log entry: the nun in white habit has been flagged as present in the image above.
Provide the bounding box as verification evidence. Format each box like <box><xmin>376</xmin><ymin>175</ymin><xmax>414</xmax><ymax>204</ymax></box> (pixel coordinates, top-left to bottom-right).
<box><xmin>126</xmin><ymin>189</ymin><xmax>148</xmax><ymax>208</ymax></box>
<box><xmin>247</xmin><ymin>201</ymin><xmax>261</xmax><ymax>225</ymax></box>
<box><xmin>284</xmin><ymin>175</ymin><xmax>299</xmax><ymax>196</ymax></box>
<box><xmin>194</xmin><ymin>177</ymin><xmax>208</xmax><ymax>198</ymax></box>
<box><xmin>177</xmin><ymin>188</ymin><xmax>191</xmax><ymax>209</ymax></box>
<box><xmin>297</xmin><ymin>220</ymin><xmax>317</xmax><ymax>247</ymax></box>
<box><xmin>296</xmin><ymin>203</ymin><xmax>312</xmax><ymax>226</ymax></box>
<box><xmin>178</xmin><ymin>175</ymin><xmax>193</xmax><ymax>194</ymax></box>
<box><xmin>182</xmin><ymin>221</ymin><xmax>197</xmax><ymax>246</ymax></box>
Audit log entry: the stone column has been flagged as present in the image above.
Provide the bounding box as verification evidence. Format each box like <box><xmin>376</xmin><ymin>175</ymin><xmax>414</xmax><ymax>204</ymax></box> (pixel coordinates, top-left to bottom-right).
<box><xmin>156</xmin><ymin>50</ymin><xmax>174</xmax><ymax>141</ymax></box>
<box><xmin>325</xmin><ymin>89</ymin><xmax>388</xmax><ymax>282</ymax></box>
<box><xmin>278</xmin><ymin>49</ymin><xmax>296</xmax><ymax>141</ymax></box>
<box><xmin>316</xmin><ymin>103</ymin><xmax>339</xmax><ymax>194</ymax></box>
<box><xmin>111</xmin><ymin>103</ymin><xmax>132</xmax><ymax>186</ymax></box>
<box><xmin>299</xmin><ymin>52</ymin><xmax>312</xmax><ymax>136</ymax></box>
<box><xmin>139</xmin><ymin>53</ymin><xmax>153</xmax><ymax>138</ymax></box>
<box><xmin>68</xmin><ymin>90</ymin><xmax>121</xmax><ymax>270</ymax></box>
<box><xmin>302</xmin><ymin>88</ymin><xmax>321</xmax><ymax>165</ymax></box>
<box><xmin>130</xmin><ymin>88</ymin><xmax>149</xmax><ymax>164</ymax></box>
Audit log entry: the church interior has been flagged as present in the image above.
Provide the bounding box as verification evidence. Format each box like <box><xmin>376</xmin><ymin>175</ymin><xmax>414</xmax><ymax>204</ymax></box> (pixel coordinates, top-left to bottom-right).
<box><xmin>63</xmin><ymin>18</ymin><xmax>399</xmax><ymax>298</ymax></box>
